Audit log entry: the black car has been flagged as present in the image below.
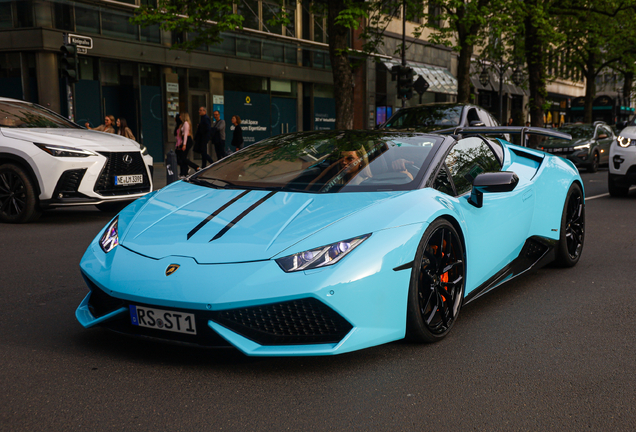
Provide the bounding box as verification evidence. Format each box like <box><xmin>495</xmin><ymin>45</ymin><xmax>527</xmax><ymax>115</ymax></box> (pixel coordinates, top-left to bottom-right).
<box><xmin>537</xmin><ymin>122</ymin><xmax>613</xmax><ymax>172</ymax></box>
<box><xmin>380</xmin><ymin>103</ymin><xmax>503</xmax><ymax>132</ymax></box>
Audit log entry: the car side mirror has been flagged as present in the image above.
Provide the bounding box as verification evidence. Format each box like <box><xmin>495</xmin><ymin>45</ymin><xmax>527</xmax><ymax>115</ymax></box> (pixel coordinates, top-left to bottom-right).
<box><xmin>597</xmin><ymin>133</ymin><xmax>608</xmax><ymax>139</ymax></box>
<box><xmin>468</xmin><ymin>171</ymin><xmax>519</xmax><ymax>208</ymax></box>
<box><xmin>469</xmin><ymin>120</ymin><xmax>485</xmax><ymax>127</ymax></box>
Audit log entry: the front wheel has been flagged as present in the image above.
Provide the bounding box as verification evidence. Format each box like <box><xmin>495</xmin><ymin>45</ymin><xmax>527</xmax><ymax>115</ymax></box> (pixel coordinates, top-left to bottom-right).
<box><xmin>554</xmin><ymin>182</ymin><xmax>585</xmax><ymax>267</ymax></box>
<box><xmin>588</xmin><ymin>151</ymin><xmax>599</xmax><ymax>173</ymax></box>
<box><xmin>0</xmin><ymin>163</ymin><xmax>41</xmax><ymax>223</ymax></box>
<box><xmin>406</xmin><ymin>219</ymin><xmax>465</xmax><ymax>343</ymax></box>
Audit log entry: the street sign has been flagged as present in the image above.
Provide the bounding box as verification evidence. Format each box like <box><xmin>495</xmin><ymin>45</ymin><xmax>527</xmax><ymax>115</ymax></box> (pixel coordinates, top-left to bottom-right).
<box><xmin>68</xmin><ymin>34</ymin><xmax>93</xmax><ymax>49</ymax></box>
<box><xmin>413</xmin><ymin>75</ymin><xmax>429</xmax><ymax>95</ymax></box>
<box><xmin>77</xmin><ymin>47</ymin><xmax>87</xmax><ymax>54</ymax></box>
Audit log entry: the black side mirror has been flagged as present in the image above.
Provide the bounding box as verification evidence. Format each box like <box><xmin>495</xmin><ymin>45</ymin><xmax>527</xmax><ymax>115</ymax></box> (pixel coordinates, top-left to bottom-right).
<box><xmin>468</xmin><ymin>171</ymin><xmax>519</xmax><ymax>208</ymax></box>
<box><xmin>469</xmin><ymin>120</ymin><xmax>485</xmax><ymax>127</ymax></box>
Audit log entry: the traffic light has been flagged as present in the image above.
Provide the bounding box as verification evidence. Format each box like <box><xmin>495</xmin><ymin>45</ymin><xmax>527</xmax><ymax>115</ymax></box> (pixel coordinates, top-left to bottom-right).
<box><xmin>60</xmin><ymin>43</ymin><xmax>79</xmax><ymax>83</ymax></box>
<box><xmin>397</xmin><ymin>66</ymin><xmax>415</xmax><ymax>100</ymax></box>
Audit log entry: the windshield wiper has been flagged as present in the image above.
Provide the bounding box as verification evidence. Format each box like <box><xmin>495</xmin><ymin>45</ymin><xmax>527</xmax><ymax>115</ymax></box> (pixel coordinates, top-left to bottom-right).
<box><xmin>186</xmin><ymin>177</ymin><xmax>232</xmax><ymax>189</ymax></box>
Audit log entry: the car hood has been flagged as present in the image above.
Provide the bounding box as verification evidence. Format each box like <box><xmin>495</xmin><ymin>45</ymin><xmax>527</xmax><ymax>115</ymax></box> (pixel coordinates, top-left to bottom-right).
<box><xmin>542</xmin><ymin>137</ymin><xmax>588</xmax><ymax>148</ymax></box>
<box><xmin>120</xmin><ymin>181</ymin><xmax>402</xmax><ymax>263</ymax></box>
<box><xmin>0</xmin><ymin>128</ymin><xmax>140</xmax><ymax>150</ymax></box>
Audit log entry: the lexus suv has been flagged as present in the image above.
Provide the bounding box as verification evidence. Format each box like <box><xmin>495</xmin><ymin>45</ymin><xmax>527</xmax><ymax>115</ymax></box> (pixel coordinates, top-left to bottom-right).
<box><xmin>0</xmin><ymin>97</ymin><xmax>153</xmax><ymax>223</ymax></box>
<box><xmin>609</xmin><ymin>125</ymin><xmax>636</xmax><ymax>196</ymax></box>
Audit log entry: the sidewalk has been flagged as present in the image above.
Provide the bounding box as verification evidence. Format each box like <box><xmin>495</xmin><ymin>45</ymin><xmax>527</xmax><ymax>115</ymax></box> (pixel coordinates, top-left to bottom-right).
<box><xmin>152</xmin><ymin>162</ymin><xmax>168</xmax><ymax>190</ymax></box>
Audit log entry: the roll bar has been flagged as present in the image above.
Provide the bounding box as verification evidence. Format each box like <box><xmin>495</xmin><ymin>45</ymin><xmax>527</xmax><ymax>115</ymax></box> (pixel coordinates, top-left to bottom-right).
<box><xmin>452</xmin><ymin>126</ymin><xmax>572</xmax><ymax>146</ymax></box>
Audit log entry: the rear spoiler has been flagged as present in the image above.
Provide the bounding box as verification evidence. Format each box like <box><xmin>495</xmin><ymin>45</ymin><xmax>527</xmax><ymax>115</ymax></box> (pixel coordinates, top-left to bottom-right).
<box><xmin>452</xmin><ymin>126</ymin><xmax>572</xmax><ymax>146</ymax></box>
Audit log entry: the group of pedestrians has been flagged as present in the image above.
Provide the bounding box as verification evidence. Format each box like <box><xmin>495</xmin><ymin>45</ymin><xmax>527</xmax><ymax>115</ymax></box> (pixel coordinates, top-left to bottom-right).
<box><xmin>173</xmin><ymin>107</ymin><xmax>244</xmax><ymax>177</ymax></box>
<box><xmin>85</xmin><ymin>115</ymin><xmax>136</xmax><ymax>141</ymax></box>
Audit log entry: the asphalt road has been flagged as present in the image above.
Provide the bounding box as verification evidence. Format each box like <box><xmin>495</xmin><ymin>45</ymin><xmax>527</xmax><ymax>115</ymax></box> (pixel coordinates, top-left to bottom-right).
<box><xmin>1</xmin><ymin>167</ymin><xmax>635</xmax><ymax>431</ymax></box>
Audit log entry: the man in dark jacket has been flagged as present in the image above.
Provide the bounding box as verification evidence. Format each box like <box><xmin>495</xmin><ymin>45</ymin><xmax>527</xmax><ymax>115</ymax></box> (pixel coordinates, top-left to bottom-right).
<box><xmin>212</xmin><ymin>110</ymin><xmax>226</xmax><ymax>160</ymax></box>
<box><xmin>194</xmin><ymin>106</ymin><xmax>214</xmax><ymax>167</ymax></box>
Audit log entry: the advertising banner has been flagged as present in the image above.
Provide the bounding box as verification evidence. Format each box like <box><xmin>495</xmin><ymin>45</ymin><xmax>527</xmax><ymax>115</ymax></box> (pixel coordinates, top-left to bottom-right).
<box><xmin>224</xmin><ymin>91</ymin><xmax>270</xmax><ymax>146</ymax></box>
<box><xmin>314</xmin><ymin>97</ymin><xmax>336</xmax><ymax>130</ymax></box>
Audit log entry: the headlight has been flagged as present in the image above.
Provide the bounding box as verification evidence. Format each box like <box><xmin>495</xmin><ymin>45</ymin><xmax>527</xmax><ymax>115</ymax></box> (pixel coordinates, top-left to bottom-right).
<box><xmin>276</xmin><ymin>234</ymin><xmax>370</xmax><ymax>272</ymax></box>
<box><xmin>35</xmin><ymin>143</ymin><xmax>96</xmax><ymax>157</ymax></box>
<box><xmin>573</xmin><ymin>143</ymin><xmax>590</xmax><ymax>150</ymax></box>
<box><xmin>100</xmin><ymin>216</ymin><xmax>119</xmax><ymax>253</ymax></box>
<box><xmin>617</xmin><ymin>136</ymin><xmax>632</xmax><ymax>147</ymax></box>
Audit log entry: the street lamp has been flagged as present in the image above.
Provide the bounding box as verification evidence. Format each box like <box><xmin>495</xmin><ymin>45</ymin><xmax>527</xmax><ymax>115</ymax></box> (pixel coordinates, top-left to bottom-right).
<box><xmin>511</xmin><ymin>66</ymin><xmax>524</xmax><ymax>86</ymax></box>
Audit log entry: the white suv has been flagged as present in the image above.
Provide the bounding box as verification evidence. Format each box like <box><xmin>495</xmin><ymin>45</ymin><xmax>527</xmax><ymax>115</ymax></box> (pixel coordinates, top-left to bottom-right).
<box><xmin>609</xmin><ymin>125</ymin><xmax>636</xmax><ymax>196</ymax></box>
<box><xmin>0</xmin><ymin>97</ymin><xmax>153</xmax><ymax>223</ymax></box>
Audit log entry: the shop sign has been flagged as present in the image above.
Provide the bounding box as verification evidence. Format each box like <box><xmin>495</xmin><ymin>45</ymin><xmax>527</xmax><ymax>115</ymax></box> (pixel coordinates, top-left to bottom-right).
<box><xmin>225</xmin><ymin>91</ymin><xmax>270</xmax><ymax>144</ymax></box>
<box><xmin>166</xmin><ymin>82</ymin><xmax>179</xmax><ymax>93</ymax></box>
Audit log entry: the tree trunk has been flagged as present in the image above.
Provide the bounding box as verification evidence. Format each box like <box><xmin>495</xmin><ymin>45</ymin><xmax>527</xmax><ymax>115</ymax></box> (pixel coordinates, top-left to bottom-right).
<box><xmin>456</xmin><ymin>40</ymin><xmax>474</xmax><ymax>103</ymax></box>
<box><xmin>623</xmin><ymin>71</ymin><xmax>633</xmax><ymax>100</ymax></box>
<box><xmin>583</xmin><ymin>53</ymin><xmax>596</xmax><ymax>124</ymax></box>
<box><xmin>524</xmin><ymin>11</ymin><xmax>546</xmax><ymax>148</ymax></box>
<box><xmin>327</xmin><ymin>0</ymin><xmax>354</xmax><ymax>129</ymax></box>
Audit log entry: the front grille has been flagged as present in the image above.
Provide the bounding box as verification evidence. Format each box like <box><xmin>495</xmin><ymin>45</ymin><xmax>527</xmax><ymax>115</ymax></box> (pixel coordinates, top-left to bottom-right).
<box><xmin>53</xmin><ymin>168</ymin><xmax>86</xmax><ymax>199</ymax></box>
<box><xmin>211</xmin><ymin>298</ymin><xmax>353</xmax><ymax>345</ymax></box>
<box><xmin>544</xmin><ymin>147</ymin><xmax>575</xmax><ymax>156</ymax></box>
<box><xmin>86</xmin><ymin>281</ymin><xmax>125</xmax><ymax>318</ymax></box>
<box><xmin>94</xmin><ymin>151</ymin><xmax>150</xmax><ymax>196</ymax></box>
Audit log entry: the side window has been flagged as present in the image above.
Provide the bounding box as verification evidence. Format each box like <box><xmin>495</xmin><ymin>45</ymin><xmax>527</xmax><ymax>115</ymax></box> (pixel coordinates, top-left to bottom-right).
<box><xmin>433</xmin><ymin>165</ymin><xmax>455</xmax><ymax>196</ymax></box>
<box><xmin>444</xmin><ymin>137</ymin><xmax>502</xmax><ymax>196</ymax></box>
<box><xmin>600</xmin><ymin>126</ymin><xmax>612</xmax><ymax>138</ymax></box>
<box><xmin>466</xmin><ymin>108</ymin><xmax>480</xmax><ymax>125</ymax></box>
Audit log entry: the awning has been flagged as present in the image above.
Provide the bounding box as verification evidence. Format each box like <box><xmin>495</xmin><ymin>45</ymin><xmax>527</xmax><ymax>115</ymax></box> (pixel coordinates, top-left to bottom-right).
<box><xmin>383</xmin><ymin>61</ymin><xmax>458</xmax><ymax>95</ymax></box>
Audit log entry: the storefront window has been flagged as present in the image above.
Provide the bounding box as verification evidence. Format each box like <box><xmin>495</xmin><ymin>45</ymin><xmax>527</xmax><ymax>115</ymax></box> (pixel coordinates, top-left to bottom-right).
<box><xmin>75</xmin><ymin>5</ymin><xmax>99</xmax><ymax>35</ymax></box>
<box><xmin>0</xmin><ymin>2</ymin><xmax>13</xmax><ymax>28</ymax></box>
<box><xmin>189</xmin><ymin>68</ymin><xmax>209</xmax><ymax>90</ymax></box>
<box><xmin>78</xmin><ymin>57</ymin><xmax>98</xmax><ymax>81</ymax></box>
<box><xmin>53</xmin><ymin>2</ymin><xmax>73</xmax><ymax>31</ymax></box>
<box><xmin>139</xmin><ymin>64</ymin><xmax>160</xmax><ymax>86</ymax></box>
<box><xmin>101</xmin><ymin>61</ymin><xmax>120</xmax><ymax>85</ymax></box>
<box><xmin>102</xmin><ymin>9</ymin><xmax>138</xmax><ymax>40</ymax></box>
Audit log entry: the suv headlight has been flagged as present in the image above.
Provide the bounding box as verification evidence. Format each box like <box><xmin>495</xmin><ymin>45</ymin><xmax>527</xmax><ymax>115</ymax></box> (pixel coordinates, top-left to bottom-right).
<box><xmin>35</xmin><ymin>143</ymin><xmax>96</xmax><ymax>157</ymax></box>
<box><xmin>276</xmin><ymin>234</ymin><xmax>370</xmax><ymax>272</ymax></box>
<box><xmin>573</xmin><ymin>143</ymin><xmax>590</xmax><ymax>150</ymax></box>
<box><xmin>617</xmin><ymin>136</ymin><xmax>632</xmax><ymax>147</ymax></box>
<box><xmin>99</xmin><ymin>216</ymin><xmax>119</xmax><ymax>253</ymax></box>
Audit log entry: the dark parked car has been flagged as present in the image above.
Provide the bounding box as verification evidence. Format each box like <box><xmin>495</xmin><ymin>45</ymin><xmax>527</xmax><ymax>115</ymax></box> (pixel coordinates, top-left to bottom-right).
<box><xmin>380</xmin><ymin>103</ymin><xmax>503</xmax><ymax>132</ymax></box>
<box><xmin>537</xmin><ymin>122</ymin><xmax>613</xmax><ymax>172</ymax></box>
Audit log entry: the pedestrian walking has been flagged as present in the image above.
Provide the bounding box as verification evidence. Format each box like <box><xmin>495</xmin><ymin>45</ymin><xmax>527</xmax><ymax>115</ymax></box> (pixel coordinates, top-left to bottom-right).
<box><xmin>507</xmin><ymin>117</ymin><xmax>514</xmax><ymax>126</ymax></box>
<box><xmin>116</xmin><ymin>118</ymin><xmax>135</xmax><ymax>141</ymax></box>
<box><xmin>212</xmin><ymin>110</ymin><xmax>226</xmax><ymax>160</ymax></box>
<box><xmin>177</xmin><ymin>112</ymin><xmax>199</xmax><ymax>177</ymax></box>
<box><xmin>194</xmin><ymin>106</ymin><xmax>214</xmax><ymax>167</ymax></box>
<box><xmin>85</xmin><ymin>115</ymin><xmax>116</xmax><ymax>133</ymax></box>
<box><xmin>231</xmin><ymin>115</ymin><xmax>244</xmax><ymax>151</ymax></box>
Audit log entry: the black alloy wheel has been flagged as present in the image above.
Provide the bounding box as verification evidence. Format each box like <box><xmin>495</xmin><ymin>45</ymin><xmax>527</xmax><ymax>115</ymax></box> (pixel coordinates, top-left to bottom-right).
<box><xmin>555</xmin><ymin>182</ymin><xmax>585</xmax><ymax>267</ymax></box>
<box><xmin>407</xmin><ymin>219</ymin><xmax>465</xmax><ymax>342</ymax></box>
<box><xmin>588</xmin><ymin>151</ymin><xmax>599</xmax><ymax>173</ymax></box>
<box><xmin>0</xmin><ymin>164</ymin><xmax>40</xmax><ymax>223</ymax></box>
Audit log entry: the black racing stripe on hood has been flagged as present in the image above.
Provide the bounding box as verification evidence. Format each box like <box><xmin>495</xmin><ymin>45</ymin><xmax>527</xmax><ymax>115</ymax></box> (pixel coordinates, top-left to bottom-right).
<box><xmin>187</xmin><ymin>190</ymin><xmax>250</xmax><ymax>240</ymax></box>
<box><xmin>210</xmin><ymin>191</ymin><xmax>278</xmax><ymax>242</ymax></box>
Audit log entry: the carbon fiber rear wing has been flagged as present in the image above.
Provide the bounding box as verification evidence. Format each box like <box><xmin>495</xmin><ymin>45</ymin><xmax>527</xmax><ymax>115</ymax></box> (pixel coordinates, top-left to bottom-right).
<box><xmin>452</xmin><ymin>126</ymin><xmax>572</xmax><ymax>146</ymax></box>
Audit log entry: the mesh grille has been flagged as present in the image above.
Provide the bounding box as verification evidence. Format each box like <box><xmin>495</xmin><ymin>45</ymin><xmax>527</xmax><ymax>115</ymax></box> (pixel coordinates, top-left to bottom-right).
<box><xmin>53</xmin><ymin>168</ymin><xmax>86</xmax><ymax>198</ymax></box>
<box><xmin>94</xmin><ymin>151</ymin><xmax>150</xmax><ymax>196</ymax></box>
<box><xmin>86</xmin><ymin>281</ymin><xmax>125</xmax><ymax>318</ymax></box>
<box><xmin>211</xmin><ymin>298</ymin><xmax>353</xmax><ymax>345</ymax></box>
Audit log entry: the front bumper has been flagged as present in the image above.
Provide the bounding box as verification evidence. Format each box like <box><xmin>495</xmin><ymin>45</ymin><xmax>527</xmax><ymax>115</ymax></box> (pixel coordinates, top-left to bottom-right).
<box><xmin>76</xmin><ymin>223</ymin><xmax>425</xmax><ymax>356</ymax></box>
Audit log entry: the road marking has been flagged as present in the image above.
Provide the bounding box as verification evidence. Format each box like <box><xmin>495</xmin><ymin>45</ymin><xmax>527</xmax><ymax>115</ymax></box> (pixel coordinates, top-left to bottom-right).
<box><xmin>586</xmin><ymin>186</ymin><xmax>636</xmax><ymax>201</ymax></box>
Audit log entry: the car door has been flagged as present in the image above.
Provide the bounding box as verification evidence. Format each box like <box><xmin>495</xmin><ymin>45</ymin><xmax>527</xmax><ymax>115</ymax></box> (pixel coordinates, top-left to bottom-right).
<box><xmin>433</xmin><ymin>137</ymin><xmax>535</xmax><ymax>292</ymax></box>
<box><xmin>597</xmin><ymin>125</ymin><xmax>613</xmax><ymax>164</ymax></box>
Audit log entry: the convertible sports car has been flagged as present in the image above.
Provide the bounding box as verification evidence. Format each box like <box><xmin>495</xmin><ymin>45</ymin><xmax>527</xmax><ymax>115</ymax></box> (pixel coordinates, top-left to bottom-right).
<box><xmin>76</xmin><ymin>127</ymin><xmax>585</xmax><ymax>356</ymax></box>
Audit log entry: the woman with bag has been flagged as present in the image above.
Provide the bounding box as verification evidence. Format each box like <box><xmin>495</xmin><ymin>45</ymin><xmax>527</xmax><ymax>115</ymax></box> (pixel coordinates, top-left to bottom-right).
<box><xmin>176</xmin><ymin>112</ymin><xmax>199</xmax><ymax>178</ymax></box>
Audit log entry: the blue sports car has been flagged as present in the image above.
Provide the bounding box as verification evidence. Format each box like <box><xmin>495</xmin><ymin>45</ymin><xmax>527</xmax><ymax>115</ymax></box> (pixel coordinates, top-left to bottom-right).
<box><xmin>76</xmin><ymin>127</ymin><xmax>584</xmax><ymax>356</ymax></box>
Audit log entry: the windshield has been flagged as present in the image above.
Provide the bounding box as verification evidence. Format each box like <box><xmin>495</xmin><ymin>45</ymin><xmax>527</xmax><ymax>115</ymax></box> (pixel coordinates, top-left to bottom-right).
<box><xmin>552</xmin><ymin>125</ymin><xmax>594</xmax><ymax>140</ymax></box>
<box><xmin>189</xmin><ymin>131</ymin><xmax>442</xmax><ymax>193</ymax></box>
<box><xmin>0</xmin><ymin>101</ymin><xmax>80</xmax><ymax>128</ymax></box>
<box><xmin>384</xmin><ymin>106</ymin><xmax>462</xmax><ymax>129</ymax></box>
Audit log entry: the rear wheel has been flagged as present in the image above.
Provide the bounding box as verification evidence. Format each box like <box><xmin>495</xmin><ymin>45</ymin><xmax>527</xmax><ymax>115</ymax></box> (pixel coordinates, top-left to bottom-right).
<box><xmin>608</xmin><ymin>174</ymin><xmax>630</xmax><ymax>197</ymax></box>
<box><xmin>0</xmin><ymin>163</ymin><xmax>41</xmax><ymax>223</ymax></box>
<box><xmin>407</xmin><ymin>219</ymin><xmax>465</xmax><ymax>343</ymax></box>
<box><xmin>554</xmin><ymin>182</ymin><xmax>585</xmax><ymax>267</ymax></box>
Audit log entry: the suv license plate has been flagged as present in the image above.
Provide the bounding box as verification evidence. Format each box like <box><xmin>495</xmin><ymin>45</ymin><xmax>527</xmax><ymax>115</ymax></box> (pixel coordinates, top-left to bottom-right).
<box><xmin>115</xmin><ymin>174</ymin><xmax>143</xmax><ymax>186</ymax></box>
<box><xmin>129</xmin><ymin>305</ymin><xmax>197</xmax><ymax>335</ymax></box>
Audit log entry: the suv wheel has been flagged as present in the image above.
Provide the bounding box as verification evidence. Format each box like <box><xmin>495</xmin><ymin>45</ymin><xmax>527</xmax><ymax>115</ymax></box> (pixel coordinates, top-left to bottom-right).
<box><xmin>0</xmin><ymin>163</ymin><xmax>41</xmax><ymax>223</ymax></box>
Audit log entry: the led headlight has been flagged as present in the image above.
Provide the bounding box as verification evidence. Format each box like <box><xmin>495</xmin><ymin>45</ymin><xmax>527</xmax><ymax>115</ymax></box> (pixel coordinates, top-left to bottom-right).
<box><xmin>100</xmin><ymin>216</ymin><xmax>119</xmax><ymax>253</ymax></box>
<box><xmin>276</xmin><ymin>234</ymin><xmax>371</xmax><ymax>273</ymax></box>
<box><xmin>617</xmin><ymin>136</ymin><xmax>632</xmax><ymax>148</ymax></box>
<box><xmin>140</xmin><ymin>144</ymin><xmax>148</xmax><ymax>155</ymax></box>
<box><xmin>35</xmin><ymin>143</ymin><xmax>96</xmax><ymax>157</ymax></box>
<box><xmin>573</xmin><ymin>143</ymin><xmax>591</xmax><ymax>150</ymax></box>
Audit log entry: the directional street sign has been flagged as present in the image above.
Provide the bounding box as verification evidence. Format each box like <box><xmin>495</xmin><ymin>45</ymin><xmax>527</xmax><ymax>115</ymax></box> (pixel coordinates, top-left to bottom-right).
<box><xmin>68</xmin><ymin>34</ymin><xmax>93</xmax><ymax>50</ymax></box>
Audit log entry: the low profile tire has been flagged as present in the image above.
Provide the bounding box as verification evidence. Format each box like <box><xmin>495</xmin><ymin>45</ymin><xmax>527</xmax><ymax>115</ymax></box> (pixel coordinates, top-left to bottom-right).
<box><xmin>406</xmin><ymin>219</ymin><xmax>465</xmax><ymax>343</ymax></box>
<box><xmin>588</xmin><ymin>151</ymin><xmax>599</xmax><ymax>173</ymax></box>
<box><xmin>554</xmin><ymin>182</ymin><xmax>585</xmax><ymax>267</ymax></box>
<box><xmin>0</xmin><ymin>163</ymin><xmax>41</xmax><ymax>224</ymax></box>
<box><xmin>608</xmin><ymin>174</ymin><xmax>630</xmax><ymax>197</ymax></box>
<box><xmin>96</xmin><ymin>201</ymin><xmax>129</xmax><ymax>213</ymax></box>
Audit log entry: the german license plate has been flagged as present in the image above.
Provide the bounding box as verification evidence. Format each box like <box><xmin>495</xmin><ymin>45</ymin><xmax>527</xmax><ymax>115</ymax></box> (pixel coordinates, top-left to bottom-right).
<box><xmin>129</xmin><ymin>305</ymin><xmax>197</xmax><ymax>335</ymax></box>
<box><xmin>115</xmin><ymin>174</ymin><xmax>143</xmax><ymax>186</ymax></box>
